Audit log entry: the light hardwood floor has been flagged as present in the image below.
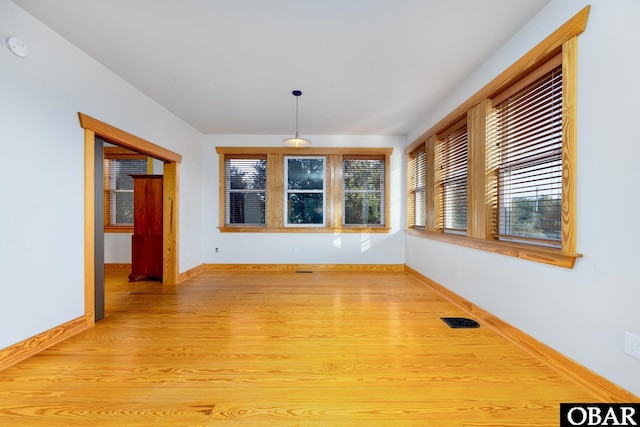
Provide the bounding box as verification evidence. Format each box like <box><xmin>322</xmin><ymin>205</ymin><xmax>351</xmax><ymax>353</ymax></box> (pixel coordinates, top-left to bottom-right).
<box><xmin>0</xmin><ymin>269</ymin><xmax>597</xmax><ymax>426</ymax></box>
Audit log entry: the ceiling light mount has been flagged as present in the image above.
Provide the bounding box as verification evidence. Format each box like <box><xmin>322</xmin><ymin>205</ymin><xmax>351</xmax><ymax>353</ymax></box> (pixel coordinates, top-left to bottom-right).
<box><xmin>283</xmin><ymin>90</ymin><xmax>311</xmax><ymax>148</ymax></box>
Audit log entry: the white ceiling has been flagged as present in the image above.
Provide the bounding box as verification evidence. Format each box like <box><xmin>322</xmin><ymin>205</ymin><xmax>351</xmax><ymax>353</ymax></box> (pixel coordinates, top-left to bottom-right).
<box><xmin>12</xmin><ymin>0</ymin><xmax>551</xmax><ymax>137</ymax></box>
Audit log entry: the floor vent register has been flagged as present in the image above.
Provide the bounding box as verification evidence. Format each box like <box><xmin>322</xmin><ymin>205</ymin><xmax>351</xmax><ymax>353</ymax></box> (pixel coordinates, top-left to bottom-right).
<box><xmin>440</xmin><ymin>317</ymin><xmax>480</xmax><ymax>328</ymax></box>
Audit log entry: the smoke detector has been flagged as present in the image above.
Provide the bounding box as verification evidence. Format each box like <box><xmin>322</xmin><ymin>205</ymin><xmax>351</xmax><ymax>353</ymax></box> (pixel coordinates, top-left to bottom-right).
<box><xmin>3</xmin><ymin>36</ymin><xmax>28</xmax><ymax>58</ymax></box>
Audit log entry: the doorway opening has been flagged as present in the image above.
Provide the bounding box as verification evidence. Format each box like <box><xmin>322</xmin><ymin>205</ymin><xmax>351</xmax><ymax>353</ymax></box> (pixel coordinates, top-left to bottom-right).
<box><xmin>80</xmin><ymin>113</ymin><xmax>182</xmax><ymax>325</ymax></box>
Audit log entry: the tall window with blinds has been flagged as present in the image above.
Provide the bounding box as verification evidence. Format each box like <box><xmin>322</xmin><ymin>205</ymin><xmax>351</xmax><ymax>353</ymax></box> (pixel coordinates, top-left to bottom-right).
<box><xmin>342</xmin><ymin>156</ymin><xmax>385</xmax><ymax>226</ymax></box>
<box><xmin>104</xmin><ymin>157</ymin><xmax>148</xmax><ymax>227</ymax></box>
<box><xmin>408</xmin><ymin>150</ymin><xmax>426</xmax><ymax>228</ymax></box>
<box><xmin>403</xmin><ymin>9</ymin><xmax>586</xmax><ymax>266</ymax></box>
<box><xmin>224</xmin><ymin>157</ymin><xmax>267</xmax><ymax>226</ymax></box>
<box><xmin>437</xmin><ymin>125</ymin><xmax>468</xmax><ymax>234</ymax></box>
<box><xmin>494</xmin><ymin>65</ymin><xmax>563</xmax><ymax>247</ymax></box>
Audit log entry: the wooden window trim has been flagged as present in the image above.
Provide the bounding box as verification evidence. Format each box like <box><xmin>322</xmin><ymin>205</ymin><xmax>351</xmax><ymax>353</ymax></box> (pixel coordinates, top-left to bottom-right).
<box><xmin>217</xmin><ymin>147</ymin><xmax>393</xmax><ymax>233</ymax></box>
<box><xmin>218</xmin><ymin>227</ymin><xmax>391</xmax><ymax>234</ymax></box>
<box><xmin>405</xmin><ymin>7</ymin><xmax>589</xmax><ymax>269</ymax></box>
<box><xmin>407</xmin><ymin>228</ymin><xmax>580</xmax><ymax>269</ymax></box>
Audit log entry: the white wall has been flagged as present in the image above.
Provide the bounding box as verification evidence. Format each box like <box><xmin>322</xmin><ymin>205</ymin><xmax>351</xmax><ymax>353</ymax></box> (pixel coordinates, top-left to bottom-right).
<box><xmin>406</xmin><ymin>0</ymin><xmax>640</xmax><ymax>396</ymax></box>
<box><xmin>104</xmin><ymin>234</ymin><xmax>133</xmax><ymax>264</ymax></box>
<box><xmin>0</xmin><ymin>0</ymin><xmax>204</xmax><ymax>348</ymax></box>
<box><xmin>203</xmin><ymin>135</ymin><xmax>406</xmax><ymax>265</ymax></box>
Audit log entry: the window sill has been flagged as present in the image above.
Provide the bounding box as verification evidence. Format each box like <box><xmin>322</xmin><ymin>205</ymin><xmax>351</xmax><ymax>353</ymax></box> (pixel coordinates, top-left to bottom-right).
<box><xmin>104</xmin><ymin>225</ymin><xmax>134</xmax><ymax>233</ymax></box>
<box><xmin>219</xmin><ymin>226</ymin><xmax>390</xmax><ymax>234</ymax></box>
<box><xmin>406</xmin><ymin>228</ymin><xmax>582</xmax><ymax>269</ymax></box>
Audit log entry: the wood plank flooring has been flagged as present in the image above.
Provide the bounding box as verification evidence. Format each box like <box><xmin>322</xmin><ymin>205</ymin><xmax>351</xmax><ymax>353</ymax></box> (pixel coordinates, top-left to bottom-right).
<box><xmin>0</xmin><ymin>269</ymin><xmax>597</xmax><ymax>426</ymax></box>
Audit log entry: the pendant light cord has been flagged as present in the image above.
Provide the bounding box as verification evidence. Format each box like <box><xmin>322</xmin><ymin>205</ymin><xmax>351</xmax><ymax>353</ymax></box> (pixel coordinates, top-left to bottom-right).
<box><xmin>295</xmin><ymin>91</ymin><xmax>301</xmax><ymax>138</ymax></box>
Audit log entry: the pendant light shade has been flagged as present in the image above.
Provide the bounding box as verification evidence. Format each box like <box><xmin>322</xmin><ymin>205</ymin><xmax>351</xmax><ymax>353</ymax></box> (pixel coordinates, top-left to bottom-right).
<box><xmin>283</xmin><ymin>90</ymin><xmax>311</xmax><ymax>148</ymax></box>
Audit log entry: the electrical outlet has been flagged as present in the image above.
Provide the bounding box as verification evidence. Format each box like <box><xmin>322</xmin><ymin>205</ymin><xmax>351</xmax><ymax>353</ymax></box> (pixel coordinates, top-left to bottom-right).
<box><xmin>624</xmin><ymin>331</ymin><xmax>640</xmax><ymax>360</ymax></box>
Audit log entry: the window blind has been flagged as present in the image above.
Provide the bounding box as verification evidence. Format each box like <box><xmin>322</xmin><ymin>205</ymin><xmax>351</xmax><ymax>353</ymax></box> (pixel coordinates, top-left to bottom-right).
<box><xmin>224</xmin><ymin>157</ymin><xmax>267</xmax><ymax>225</ymax></box>
<box><xmin>409</xmin><ymin>150</ymin><xmax>426</xmax><ymax>228</ymax></box>
<box><xmin>495</xmin><ymin>65</ymin><xmax>563</xmax><ymax>247</ymax></box>
<box><xmin>342</xmin><ymin>157</ymin><xmax>384</xmax><ymax>225</ymax></box>
<box><xmin>105</xmin><ymin>158</ymin><xmax>148</xmax><ymax>225</ymax></box>
<box><xmin>438</xmin><ymin>126</ymin><xmax>468</xmax><ymax>233</ymax></box>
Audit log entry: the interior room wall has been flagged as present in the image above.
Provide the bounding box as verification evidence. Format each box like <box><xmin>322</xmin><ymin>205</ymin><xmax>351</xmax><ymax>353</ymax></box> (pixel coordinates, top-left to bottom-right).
<box><xmin>0</xmin><ymin>0</ymin><xmax>204</xmax><ymax>349</ymax></box>
<box><xmin>405</xmin><ymin>0</ymin><xmax>640</xmax><ymax>396</ymax></box>
<box><xmin>202</xmin><ymin>134</ymin><xmax>406</xmax><ymax>265</ymax></box>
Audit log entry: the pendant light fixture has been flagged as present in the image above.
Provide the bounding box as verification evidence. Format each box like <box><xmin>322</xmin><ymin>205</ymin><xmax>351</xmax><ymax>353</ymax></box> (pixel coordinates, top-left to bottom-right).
<box><xmin>283</xmin><ymin>90</ymin><xmax>311</xmax><ymax>148</ymax></box>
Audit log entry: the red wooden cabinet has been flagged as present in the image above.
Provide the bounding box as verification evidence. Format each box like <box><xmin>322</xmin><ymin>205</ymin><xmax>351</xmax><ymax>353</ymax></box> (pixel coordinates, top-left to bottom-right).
<box><xmin>129</xmin><ymin>175</ymin><xmax>163</xmax><ymax>282</ymax></box>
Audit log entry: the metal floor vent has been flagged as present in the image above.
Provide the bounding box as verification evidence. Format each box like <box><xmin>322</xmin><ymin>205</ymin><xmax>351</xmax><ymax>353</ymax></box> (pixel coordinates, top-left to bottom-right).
<box><xmin>296</xmin><ymin>270</ymin><xmax>313</xmax><ymax>274</ymax></box>
<box><xmin>440</xmin><ymin>317</ymin><xmax>480</xmax><ymax>328</ymax></box>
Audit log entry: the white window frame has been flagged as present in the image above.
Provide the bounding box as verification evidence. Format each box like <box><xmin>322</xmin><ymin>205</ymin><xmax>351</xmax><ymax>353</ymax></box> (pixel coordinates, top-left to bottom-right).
<box><xmin>284</xmin><ymin>156</ymin><xmax>326</xmax><ymax>227</ymax></box>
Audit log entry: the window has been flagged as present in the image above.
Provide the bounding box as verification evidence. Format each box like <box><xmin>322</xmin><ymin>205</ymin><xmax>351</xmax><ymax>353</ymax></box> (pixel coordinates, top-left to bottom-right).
<box><xmin>404</xmin><ymin>6</ymin><xmax>589</xmax><ymax>268</ymax></box>
<box><xmin>408</xmin><ymin>149</ymin><xmax>426</xmax><ymax>228</ymax></box>
<box><xmin>285</xmin><ymin>156</ymin><xmax>325</xmax><ymax>226</ymax></box>
<box><xmin>495</xmin><ymin>65</ymin><xmax>563</xmax><ymax>247</ymax></box>
<box><xmin>216</xmin><ymin>147</ymin><xmax>392</xmax><ymax>232</ymax></box>
<box><xmin>342</xmin><ymin>156</ymin><xmax>385</xmax><ymax>226</ymax></box>
<box><xmin>437</xmin><ymin>123</ymin><xmax>468</xmax><ymax>234</ymax></box>
<box><xmin>224</xmin><ymin>156</ymin><xmax>267</xmax><ymax>226</ymax></box>
<box><xmin>103</xmin><ymin>147</ymin><xmax>149</xmax><ymax>232</ymax></box>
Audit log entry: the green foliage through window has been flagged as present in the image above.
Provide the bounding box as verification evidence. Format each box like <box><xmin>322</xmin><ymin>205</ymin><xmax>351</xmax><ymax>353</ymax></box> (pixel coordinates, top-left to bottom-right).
<box><xmin>342</xmin><ymin>159</ymin><xmax>384</xmax><ymax>225</ymax></box>
<box><xmin>286</xmin><ymin>157</ymin><xmax>325</xmax><ymax>225</ymax></box>
<box><xmin>225</xmin><ymin>158</ymin><xmax>267</xmax><ymax>225</ymax></box>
